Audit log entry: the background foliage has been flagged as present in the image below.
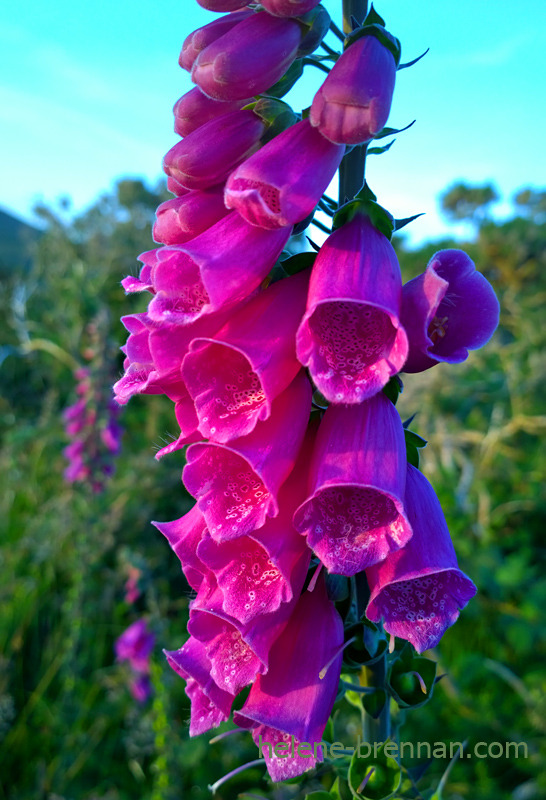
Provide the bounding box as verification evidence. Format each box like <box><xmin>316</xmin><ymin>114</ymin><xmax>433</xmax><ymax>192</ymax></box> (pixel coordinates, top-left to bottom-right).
<box><xmin>0</xmin><ymin>179</ymin><xmax>544</xmax><ymax>800</ymax></box>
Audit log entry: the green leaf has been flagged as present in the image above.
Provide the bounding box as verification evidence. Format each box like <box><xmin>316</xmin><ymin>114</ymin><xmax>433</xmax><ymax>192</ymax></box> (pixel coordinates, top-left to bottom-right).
<box><xmin>305</xmin><ymin>793</ymin><xmax>335</xmax><ymax>800</ymax></box>
<box><xmin>382</xmin><ymin>375</ymin><xmax>403</xmax><ymax>405</ymax></box>
<box><xmin>281</xmin><ymin>251</ymin><xmax>316</xmax><ymax>275</ymax></box>
<box><xmin>331</xmin><ymin>777</ymin><xmax>354</xmax><ymax>800</ymax></box>
<box><xmin>362</xmin><ymin>688</ymin><xmax>387</xmax><ymax>719</ymax></box>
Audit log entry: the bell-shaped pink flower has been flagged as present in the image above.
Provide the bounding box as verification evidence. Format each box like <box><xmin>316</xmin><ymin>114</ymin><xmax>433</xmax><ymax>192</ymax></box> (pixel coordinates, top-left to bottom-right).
<box><xmin>179</xmin><ymin>8</ymin><xmax>253</xmax><ymax>72</ymax></box>
<box><xmin>153</xmin><ymin>504</ymin><xmax>209</xmax><ymax>592</ymax></box>
<box><xmin>153</xmin><ymin>187</ymin><xmax>229</xmax><ymax>245</ymax></box>
<box><xmin>183</xmin><ymin>371</ymin><xmax>312</xmax><ymax>541</ymax></box>
<box><xmin>173</xmin><ymin>87</ymin><xmax>253</xmax><ymax>137</ymax></box>
<box><xmin>115</xmin><ymin>619</ymin><xmax>155</xmax><ymax>673</ymax></box>
<box><xmin>294</xmin><ymin>393</ymin><xmax>412</xmax><ymax>575</ymax></box>
<box><xmin>260</xmin><ymin>0</ymin><xmax>321</xmax><ymax>17</ymax></box>
<box><xmin>401</xmin><ymin>249</ymin><xmax>500</xmax><ymax>373</ymax></box>
<box><xmin>366</xmin><ymin>465</ymin><xmax>477</xmax><ymax>653</ymax></box>
<box><xmin>165</xmin><ymin>636</ymin><xmax>235</xmax><ymax>736</ymax></box>
<box><xmin>296</xmin><ymin>212</ymin><xmax>408</xmax><ymax>403</ymax></box>
<box><xmin>182</xmin><ymin>270</ymin><xmax>310</xmax><ymax>442</ymax></box>
<box><xmin>310</xmin><ymin>33</ymin><xmax>396</xmax><ymax>145</ymax></box>
<box><xmin>163</xmin><ymin>109</ymin><xmax>266</xmax><ymax>191</ymax></box>
<box><xmin>192</xmin><ymin>11</ymin><xmax>304</xmax><ymax>101</ymax></box>
<box><xmin>234</xmin><ymin>575</ymin><xmax>344</xmax><ymax>782</ymax></box>
<box><xmin>196</xmin><ymin>429</ymin><xmax>314</xmax><ymax>624</ymax></box>
<box><xmin>225</xmin><ymin>118</ymin><xmax>344</xmax><ymax>229</ymax></box>
<box><xmin>144</xmin><ymin>213</ymin><xmax>292</xmax><ymax>326</ymax></box>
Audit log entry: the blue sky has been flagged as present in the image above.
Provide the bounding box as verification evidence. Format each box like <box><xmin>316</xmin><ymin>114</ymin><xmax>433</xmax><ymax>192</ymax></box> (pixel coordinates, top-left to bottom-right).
<box><xmin>1</xmin><ymin>0</ymin><xmax>544</xmax><ymax>246</ymax></box>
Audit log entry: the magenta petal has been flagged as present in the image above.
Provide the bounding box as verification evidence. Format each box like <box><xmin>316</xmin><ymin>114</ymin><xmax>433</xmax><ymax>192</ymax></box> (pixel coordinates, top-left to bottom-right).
<box><xmin>294</xmin><ymin>393</ymin><xmax>412</xmax><ymax>575</ymax></box>
<box><xmin>261</xmin><ymin>0</ymin><xmax>321</xmax><ymax>16</ymax></box>
<box><xmin>173</xmin><ymin>87</ymin><xmax>254</xmax><ymax>137</ymax></box>
<box><xmin>252</xmin><ymin>726</ymin><xmax>320</xmax><ymax>781</ymax></box>
<box><xmin>153</xmin><ymin>186</ymin><xmax>229</xmax><ymax>245</ymax></box>
<box><xmin>164</xmin><ymin>637</ymin><xmax>234</xmax><ymax>736</ymax></box>
<box><xmin>147</xmin><ymin>214</ymin><xmax>292</xmax><ymax>325</ymax></box>
<box><xmin>182</xmin><ymin>269</ymin><xmax>310</xmax><ymax>442</ymax></box>
<box><xmin>163</xmin><ymin>110</ymin><xmax>265</xmax><ymax>191</ymax></box>
<box><xmin>192</xmin><ymin>12</ymin><xmax>303</xmax><ymax>102</ymax></box>
<box><xmin>296</xmin><ymin>213</ymin><xmax>408</xmax><ymax>403</ymax></box>
<box><xmin>225</xmin><ymin>118</ymin><xmax>345</xmax><ymax>229</ymax></box>
<box><xmin>366</xmin><ymin>465</ymin><xmax>477</xmax><ymax>653</ymax></box>
<box><xmin>152</xmin><ymin>504</ymin><xmax>209</xmax><ymax>591</ymax></box>
<box><xmin>115</xmin><ymin>619</ymin><xmax>154</xmax><ymax>673</ymax></box>
<box><xmin>183</xmin><ymin>372</ymin><xmax>312</xmax><ymax>541</ymax></box>
<box><xmin>179</xmin><ymin>9</ymin><xmax>253</xmax><ymax>72</ymax></box>
<box><xmin>310</xmin><ymin>34</ymin><xmax>396</xmax><ymax>145</ymax></box>
<box><xmin>234</xmin><ymin>575</ymin><xmax>343</xmax><ymax>766</ymax></box>
<box><xmin>401</xmin><ymin>249</ymin><xmax>500</xmax><ymax>373</ymax></box>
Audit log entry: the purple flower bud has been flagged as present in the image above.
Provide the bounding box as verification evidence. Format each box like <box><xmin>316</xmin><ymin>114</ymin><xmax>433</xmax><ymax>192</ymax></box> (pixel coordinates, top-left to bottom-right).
<box><xmin>225</xmin><ymin>118</ymin><xmax>344</xmax><ymax>229</ymax></box>
<box><xmin>115</xmin><ymin>619</ymin><xmax>155</xmax><ymax>673</ymax></box>
<box><xmin>165</xmin><ymin>636</ymin><xmax>234</xmax><ymax>736</ymax></box>
<box><xmin>234</xmin><ymin>575</ymin><xmax>344</xmax><ymax>782</ymax></box>
<box><xmin>311</xmin><ymin>33</ymin><xmax>396</xmax><ymax>145</ymax></box>
<box><xmin>153</xmin><ymin>187</ymin><xmax>229</xmax><ymax>245</ymax></box>
<box><xmin>296</xmin><ymin>212</ymin><xmax>408</xmax><ymax>403</ymax></box>
<box><xmin>143</xmin><ymin>214</ymin><xmax>291</xmax><ymax>326</ymax></box>
<box><xmin>173</xmin><ymin>87</ymin><xmax>253</xmax><ymax>137</ymax></box>
<box><xmin>166</xmin><ymin>176</ymin><xmax>188</xmax><ymax>197</ymax></box>
<box><xmin>197</xmin><ymin>0</ymin><xmax>250</xmax><ymax>10</ymax></box>
<box><xmin>183</xmin><ymin>372</ymin><xmax>312</xmax><ymax>541</ymax></box>
<box><xmin>294</xmin><ymin>393</ymin><xmax>412</xmax><ymax>575</ymax></box>
<box><xmin>260</xmin><ymin>0</ymin><xmax>322</xmax><ymax>17</ymax></box>
<box><xmin>192</xmin><ymin>11</ymin><xmax>304</xmax><ymax>101</ymax></box>
<box><xmin>182</xmin><ymin>270</ymin><xmax>310</xmax><ymax>441</ymax></box>
<box><xmin>163</xmin><ymin>109</ymin><xmax>266</xmax><ymax>191</ymax></box>
<box><xmin>401</xmin><ymin>249</ymin><xmax>500</xmax><ymax>373</ymax></box>
<box><xmin>179</xmin><ymin>8</ymin><xmax>253</xmax><ymax>72</ymax></box>
<box><xmin>366</xmin><ymin>465</ymin><xmax>477</xmax><ymax>652</ymax></box>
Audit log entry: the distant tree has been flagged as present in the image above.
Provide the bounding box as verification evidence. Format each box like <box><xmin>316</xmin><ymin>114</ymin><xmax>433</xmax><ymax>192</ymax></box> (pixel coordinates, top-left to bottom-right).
<box><xmin>440</xmin><ymin>181</ymin><xmax>499</xmax><ymax>225</ymax></box>
<box><xmin>513</xmin><ymin>187</ymin><xmax>546</xmax><ymax>224</ymax></box>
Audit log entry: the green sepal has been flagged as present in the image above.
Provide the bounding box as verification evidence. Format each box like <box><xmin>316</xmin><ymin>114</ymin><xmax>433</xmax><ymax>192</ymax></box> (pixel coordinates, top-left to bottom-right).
<box><xmin>363</xmin><ymin>4</ymin><xmax>386</xmax><ymax>28</ymax></box>
<box><xmin>373</xmin><ymin>120</ymin><xmax>415</xmax><ymax>140</ymax></box>
<box><xmin>343</xmin><ymin>621</ymin><xmax>388</xmax><ymax>670</ymax></box>
<box><xmin>296</xmin><ymin>5</ymin><xmax>331</xmax><ymax>57</ymax></box>
<box><xmin>331</xmin><ymin>776</ymin><xmax>354</xmax><ymax>800</ymax></box>
<box><xmin>265</xmin><ymin>59</ymin><xmax>304</xmax><ymax>98</ymax></box>
<box><xmin>382</xmin><ymin>375</ymin><xmax>403</xmax><ymax>406</ymax></box>
<box><xmin>340</xmin><ymin>673</ymin><xmax>364</xmax><ymax>710</ymax></box>
<box><xmin>367</xmin><ymin>140</ymin><xmax>395</xmax><ymax>156</ymax></box>
<box><xmin>326</xmin><ymin>573</ymin><xmax>350</xmax><ymax>603</ymax></box>
<box><xmin>305</xmin><ymin>792</ymin><xmax>336</xmax><ymax>800</ymax></box>
<box><xmin>387</xmin><ymin>644</ymin><xmax>437</xmax><ymax>709</ymax></box>
<box><xmin>344</xmin><ymin>23</ymin><xmax>401</xmax><ymax>67</ymax></box>
<box><xmin>281</xmin><ymin>250</ymin><xmax>316</xmax><ymax>276</ymax></box>
<box><xmin>246</xmin><ymin>97</ymin><xmax>299</xmax><ymax>143</ymax></box>
<box><xmin>403</xmin><ymin>428</ymin><xmax>427</xmax><ymax>469</ymax></box>
<box><xmin>394</xmin><ymin>213</ymin><xmax>424</xmax><ymax>232</ymax></box>
<box><xmin>333</xmin><ymin>189</ymin><xmax>394</xmax><ymax>241</ymax></box>
<box><xmin>348</xmin><ymin>740</ymin><xmax>402</xmax><ymax>799</ymax></box>
<box><xmin>398</xmin><ymin>47</ymin><xmax>430</xmax><ymax>70</ymax></box>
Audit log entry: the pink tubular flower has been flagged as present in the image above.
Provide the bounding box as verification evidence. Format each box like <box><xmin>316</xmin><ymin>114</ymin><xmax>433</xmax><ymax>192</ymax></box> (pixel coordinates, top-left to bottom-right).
<box><xmin>234</xmin><ymin>575</ymin><xmax>344</xmax><ymax>782</ymax></box>
<box><xmin>181</xmin><ymin>269</ymin><xmax>310</xmax><ymax>442</ymax></box>
<box><xmin>165</xmin><ymin>636</ymin><xmax>235</xmax><ymax>736</ymax></box>
<box><xmin>196</xmin><ymin>429</ymin><xmax>314</xmax><ymax>624</ymax></box>
<box><xmin>130</xmin><ymin>674</ymin><xmax>153</xmax><ymax>703</ymax></box>
<box><xmin>260</xmin><ymin>0</ymin><xmax>321</xmax><ymax>17</ymax></box>
<box><xmin>294</xmin><ymin>392</ymin><xmax>412</xmax><ymax>575</ymax></box>
<box><xmin>153</xmin><ymin>187</ymin><xmax>229</xmax><ymax>245</ymax></box>
<box><xmin>296</xmin><ymin>212</ymin><xmax>408</xmax><ymax>403</ymax></box>
<box><xmin>173</xmin><ymin>87</ymin><xmax>253</xmax><ymax>137</ymax></box>
<box><xmin>366</xmin><ymin>465</ymin><xmax>477</xmax><ymax>653</ymax></box>
<box><xmin>115</xmin><ymin>619</ymin><xmax>155</xmax><ymax>673</ymax></box>
<box><xmin>401</xmin><ymin>249</ymin><xmax>500</xmax><ymax>373</ymax></box>
<box><xmin>144</xmin><ymin>214</ymin><xmax>292</xmax><ymax>325</ymax></box>
<box><xmin>225</xmin><ymin>118</ymin><xmax>345</xmax><ymax>229</ymax></box>
<box><xmin>179</xmin><ymin>8</ymin><xmax>253</xmax><ymax>72</ymax></box>
<box><xmin>192</xmin><ymin>11</ymin><xmax>304</xmax><ymax>101</ymax></box>
<box><xmin>153</xmin><ymin>504</ymin><xmax>209</xmax><ymax>592</ymax></box>
<box><xmin>183</xmin><ymin>371</ymin><xmax>312</xmax><ymax>541</ymax></box>
<box><xmin>310</xmin><ymin>33</ymin><xmax>396</xmax><ymax>145</ymax></box>
<box><xmin>163</xmin><ymin>109</ymin><xmax>266</xmax><ymax>191</ymax></box>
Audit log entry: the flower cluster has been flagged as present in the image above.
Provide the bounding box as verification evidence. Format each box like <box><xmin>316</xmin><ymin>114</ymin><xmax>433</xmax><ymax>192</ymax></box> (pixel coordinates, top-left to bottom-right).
<box><xmin>115</xmin><ymin>619</ymin><xmax>155</xmax><ymax>703</ymax></box>
<box><xmin>63</xmin><ymin>364</ymin><xmax>122</xmax><ymax>492</ymax></box>
<box><xmin>115</xmin><ymin>1</ymin><xmax>499</xmax><ymax>785</ymax></box>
